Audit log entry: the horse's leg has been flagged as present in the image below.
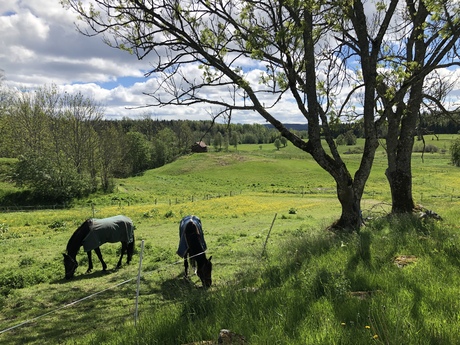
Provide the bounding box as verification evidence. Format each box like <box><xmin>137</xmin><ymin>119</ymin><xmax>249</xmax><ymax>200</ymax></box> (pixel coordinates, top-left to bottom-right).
<box><xmin>184</xmin><ymin>255</ymin><xmax>189</xmax><ymax>278</ymax></box>
<box><xmin>116</xmin><ymin>243</ymin><xmax>125</xmax><ymax>269</ymax></box>
<box><xmin>86</xmin><ymin>251</ymin><xmax>93</xmax><ymax>273</ymax></box>
<box><xmin>94</xmin><ymin>247</ymin><xmax>107</xmax><ymax>271</ymax></box>
<box><xmin>126</xmin><ymin>241</ymin><xmax>134</xmax><ymax>264</ymax></box>
<box><xmin>191</xmin><ymin>258</ymin><xmax>197</xmax><ymax>274</ymax></box>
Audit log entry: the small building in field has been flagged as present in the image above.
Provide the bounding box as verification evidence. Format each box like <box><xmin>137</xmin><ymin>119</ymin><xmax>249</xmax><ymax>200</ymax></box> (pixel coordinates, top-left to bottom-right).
<box><xmin>191</xmin><ymin>141</ymin><xmax>207</xmax><ymax>153</ymax></box>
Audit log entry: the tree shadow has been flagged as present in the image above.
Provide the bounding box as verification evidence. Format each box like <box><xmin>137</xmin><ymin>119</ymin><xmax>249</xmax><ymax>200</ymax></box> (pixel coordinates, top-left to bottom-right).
<box><xmin>346</xmin><ymin>230</ymin><xmax>372</xmax><ymax>273</ymax></box>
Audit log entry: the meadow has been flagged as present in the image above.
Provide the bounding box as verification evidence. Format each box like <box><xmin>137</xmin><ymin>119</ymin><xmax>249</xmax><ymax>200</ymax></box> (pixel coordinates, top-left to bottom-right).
<box><xmin>0</xmin><ymin>135</ymin><xmax>459</xmax><ymax>344</ymax></box>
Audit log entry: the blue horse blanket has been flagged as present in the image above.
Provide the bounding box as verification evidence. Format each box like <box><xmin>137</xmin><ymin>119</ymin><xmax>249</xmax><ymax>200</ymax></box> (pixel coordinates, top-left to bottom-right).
<box><xmin>82</xmin><ymin>215</ymin><xmax>134</xmax><ymax>252</ymax></box>
<box><xmin>177</xmin><ymin>215</ymin><xmax>207</xmax><ymax>258</ymax></box>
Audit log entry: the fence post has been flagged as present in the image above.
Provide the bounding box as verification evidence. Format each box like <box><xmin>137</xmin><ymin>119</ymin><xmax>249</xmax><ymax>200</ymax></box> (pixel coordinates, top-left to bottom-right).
<box><xmin>134</xmin><ymin>240</ymin><xmax>145</xmax><ymax>326</ymax></box>
<box><xmin>261</xmin><ymin>213</ymin><xmax>277</xmax><ymax>258</ymax></box>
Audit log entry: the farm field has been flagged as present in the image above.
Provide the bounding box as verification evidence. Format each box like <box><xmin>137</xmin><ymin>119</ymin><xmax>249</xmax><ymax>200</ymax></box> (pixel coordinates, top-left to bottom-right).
<box><xmin>0</xmin><ymin>136</ymin><xmax>460</xmax><ymax>344</ymax></box>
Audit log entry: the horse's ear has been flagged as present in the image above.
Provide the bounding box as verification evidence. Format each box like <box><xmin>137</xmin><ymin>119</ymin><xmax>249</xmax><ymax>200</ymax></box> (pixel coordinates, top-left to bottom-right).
<box><xmin>208</xmin><ymin>256</ymin><xmax>212</xmax><ymax>262</ymax></box>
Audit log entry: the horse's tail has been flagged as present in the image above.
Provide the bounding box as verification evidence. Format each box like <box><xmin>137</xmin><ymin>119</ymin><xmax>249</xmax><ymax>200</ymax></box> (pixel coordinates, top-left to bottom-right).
<box><xmin>127</xmin><ymin>229</ymin><xmax>135</xmax><ymax>263</ymax></box>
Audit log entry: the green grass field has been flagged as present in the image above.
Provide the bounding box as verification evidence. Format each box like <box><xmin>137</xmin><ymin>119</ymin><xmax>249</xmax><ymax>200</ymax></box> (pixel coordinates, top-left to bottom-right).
<box><xmin>0</xmin><ymin>136</ymin><xmax>459</xmax><ymax>344</ymax></box>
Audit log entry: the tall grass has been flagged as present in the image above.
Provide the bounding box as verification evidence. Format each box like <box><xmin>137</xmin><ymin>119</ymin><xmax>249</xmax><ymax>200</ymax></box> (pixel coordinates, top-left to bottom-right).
<box><xmin>72</xmin><ymin>215</ymin><xmax>460</xmax><ymax>345</ymax></box>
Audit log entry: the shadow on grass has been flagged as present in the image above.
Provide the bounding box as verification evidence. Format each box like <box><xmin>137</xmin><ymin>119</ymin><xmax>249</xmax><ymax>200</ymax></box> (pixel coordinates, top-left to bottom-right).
<box><xmin>51</xmin><ymin>268</ymin><xmax>117</xmax><ymax>284</ymax></box>
<box><xmin>158</xmin><ymin>274</ymin><xmax>206</xmax><ymax>301</ymax></box>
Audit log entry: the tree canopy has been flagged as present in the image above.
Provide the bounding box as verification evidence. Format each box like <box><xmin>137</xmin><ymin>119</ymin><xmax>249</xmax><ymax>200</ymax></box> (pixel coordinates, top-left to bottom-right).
<box><xmin>62</xmin><ymin>0</ymin><xmax>460</xmax><ymax>231</ymax></box>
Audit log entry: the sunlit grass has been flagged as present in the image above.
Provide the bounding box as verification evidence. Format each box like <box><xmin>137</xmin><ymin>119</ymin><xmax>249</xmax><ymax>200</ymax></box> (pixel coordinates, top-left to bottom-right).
<box><xmin>1</xmin><ymin>136</ymin><xmax>460</xmax><ymax>344</ymax></box>
<box><xmin>68</xmin><ymin>214</ymin><xmax>460</xmax><ymax>345</ymax></box>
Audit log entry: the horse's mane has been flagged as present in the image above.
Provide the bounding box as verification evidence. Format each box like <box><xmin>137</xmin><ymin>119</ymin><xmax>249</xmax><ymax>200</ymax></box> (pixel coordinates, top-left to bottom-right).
<box><xmin>66</xmin><ymin>219</ymin><xmax>92</xmax><ymax>254</ymax></box>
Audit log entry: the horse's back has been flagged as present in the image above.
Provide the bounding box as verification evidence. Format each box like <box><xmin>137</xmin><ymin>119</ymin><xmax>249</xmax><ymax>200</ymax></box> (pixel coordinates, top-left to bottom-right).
<box><xmin>177</xmin><ymin>215</ymin><xmax>206</xmax><ymax>257</ymax></box>
<box><xmin>83</xmin><ymin>215</ymin><xmax>134</xmax><ymax>251</ymax></box>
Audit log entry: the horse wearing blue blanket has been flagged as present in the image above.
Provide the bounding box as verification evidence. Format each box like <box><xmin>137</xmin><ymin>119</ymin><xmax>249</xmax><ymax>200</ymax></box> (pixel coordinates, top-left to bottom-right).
<box><xmin>177</xmin><ymin>215</ymin><xmax>212</xmax><ymax>288</ymax></box>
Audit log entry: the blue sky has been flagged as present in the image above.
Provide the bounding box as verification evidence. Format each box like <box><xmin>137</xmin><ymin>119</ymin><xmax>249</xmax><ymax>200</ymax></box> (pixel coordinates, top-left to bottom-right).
<box><xmin>1</xmin><ymin>1</ymin><xmax>459</xmax><ymax>124</ymax></box>
<box><xmin>1</xmin><ymin>0</ymin><xmax>305</xmax><ymax>124</ymax></box>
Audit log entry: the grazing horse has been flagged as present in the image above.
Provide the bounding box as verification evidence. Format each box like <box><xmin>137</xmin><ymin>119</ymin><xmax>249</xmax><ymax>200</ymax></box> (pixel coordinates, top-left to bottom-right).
<box><xmin>177</xmin><ymin>215</ymin><xmax>212</xmax><ymax>288</ymax></box>
<box><xmin>63</xmin><ymin>215</ymin><xmax>135</xmax><ymax>279</ymax></box>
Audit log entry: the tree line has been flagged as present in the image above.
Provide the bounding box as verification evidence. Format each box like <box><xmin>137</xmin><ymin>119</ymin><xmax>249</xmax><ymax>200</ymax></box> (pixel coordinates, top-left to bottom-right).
<box><xmin>0</xmin><ymin>85</ymin><xmax>306</xmax><ymax>203</ymax></box>
<box><xmin>1</xmin><ymin>81</ymin><xmax>459</xmax><ymax>205</ymax></box>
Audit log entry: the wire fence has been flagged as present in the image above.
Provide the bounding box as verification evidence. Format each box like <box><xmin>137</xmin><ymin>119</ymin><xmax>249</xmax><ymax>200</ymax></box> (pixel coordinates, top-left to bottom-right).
<box><xmin>1</xmin><ymin>192</ymin><xmax>456</xmax><ymax>338</ymax></box>
<box><xmin>0</xmin><ymin>245</ymin><xmax>211</xmax><ymax>336</ymax></box>
<box><xmin>0</xmin><ymin>190</ymin><xmax>247</xmax><ymax>213</ymax></box>
<box><xmin>0</xmin><ymin>217</ymin><xmax>277</xmax><ymax>338</ymax></box>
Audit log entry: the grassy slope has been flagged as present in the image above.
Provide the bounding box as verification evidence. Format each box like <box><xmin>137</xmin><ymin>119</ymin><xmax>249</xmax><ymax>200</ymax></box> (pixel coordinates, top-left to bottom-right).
<box><xmin>0</xmin><ymin>137</ymin><xmax>459</xmax><ymax>344</ymax></box>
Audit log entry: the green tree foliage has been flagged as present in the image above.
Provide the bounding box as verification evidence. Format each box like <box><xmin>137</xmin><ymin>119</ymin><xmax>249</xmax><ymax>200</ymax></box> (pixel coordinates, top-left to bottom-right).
<box><xmin>336</xmin><ymin>131</ymin><xmax>357</xmax><ymax>146</ymax></box>
<box><xmin>243</xmin><ymin>133</ymin><xmax>257</xmax><ymax>144</ymax></box>
<box><xmin>450</xmin><ymin>138</ymin><xmax>460</xmax><ymax>167</ymax></box>
<box><xmin>274</xmin><ymin>138</ymin><xmax>281</xmax><ymax>150</ymax></box>
<box><xmin>98</xmin><ymin>123</ymin><xmax>122</xmax><ymax>192</ymax></box>
<box><xmin>152</xmin><ymin>127</ymin><xmax>178</xmax><ymax>168</ymax></box>
<box><xmin>230</xmin><ymin>132</ymin><xmax>240</xmax><ymax>150</ymax></box>
<box><xmin>280</xmin><ymin>137</ymin><xmax>288</xmax><ymax>147</ymax></box>
<box><xmin>7</xmin><ymin>86</ymin><xmax>101</xmax><ymax>202</ymax></box>
<box><xmin>213</xmin><ymin>132</ymin><xmax>223</xmax><ymax>151</ymax></box>
<box><xmin>0</xmin><ymin>85</ymin><xmax>14</xmax><ymax>158</ymax></box>
<box><xmin>125</xmin><ymin>131</ymin><xmax>151</xmax><ymax>175</ymax></box>
<box><xmin>1</xmin><ymin>82</ymin><xmax>296</xmax><ymax>205</ymax></box>
<box><xmin>14</xmin><ymin>153</ymin><xmax>91</xmax><ymax>202</ymax></box>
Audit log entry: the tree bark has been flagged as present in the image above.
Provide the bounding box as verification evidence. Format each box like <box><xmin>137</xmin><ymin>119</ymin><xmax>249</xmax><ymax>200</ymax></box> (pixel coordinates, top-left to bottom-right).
<box><xmin>335</xmin><ymin>177</ymin><xmax>362</xmax><ymax>231</ymax></box>
<box><xmin>383</xmin><ymin>0</ymin><xmax>428</xmax><ymax>215</ymax></box>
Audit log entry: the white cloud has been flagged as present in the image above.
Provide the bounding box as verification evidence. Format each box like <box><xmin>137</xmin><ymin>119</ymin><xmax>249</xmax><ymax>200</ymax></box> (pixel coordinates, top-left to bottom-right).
<box><xmin>2</xmin><ymin>0</ymin><xmax>460</xmax><ymax>124</ymax></box>
<box><xmin>1</xmin><ymin>1</ymin><xmax>302</xmax><ymax>123</ymax></box>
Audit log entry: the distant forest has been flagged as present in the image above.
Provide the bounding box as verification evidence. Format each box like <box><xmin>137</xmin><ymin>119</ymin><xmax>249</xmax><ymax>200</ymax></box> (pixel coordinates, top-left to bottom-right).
<box><xmin>1</xmin><ymin>97</ymin><xmax>458</xmax><ymax>204</ymax></box>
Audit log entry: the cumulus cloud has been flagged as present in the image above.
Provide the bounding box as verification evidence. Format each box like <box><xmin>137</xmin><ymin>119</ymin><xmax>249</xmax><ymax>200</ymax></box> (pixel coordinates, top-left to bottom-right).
<box><xmin>1</xmin><ymin>0</ymin><xmax>306</xmax><ymax>123</ymax></box>
<box><xmin>2</xmin><ymin>1</ymin><xmax>459</xmax><ymax>124</ymax></box>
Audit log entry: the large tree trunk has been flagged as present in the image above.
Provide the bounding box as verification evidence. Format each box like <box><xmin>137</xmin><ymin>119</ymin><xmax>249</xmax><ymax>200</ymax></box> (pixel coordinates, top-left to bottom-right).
<box><xmin>385</xmin><ymin>109</ymin><xmax>416</xmax><ymax>214</ymax></box>
<box><xmin>386</xmin><ymin>167</ymin><xmax>414</xmax><ymax>213</ymax></box>
<box><xmin>383</xmin><ymin>0</ymin><xmax>427</xmax><ymax>215</ymax></box>
<box><xmin>335</xmin><ymin>178</ymin><xmax>362</xmax><ymax>231</ymax></box>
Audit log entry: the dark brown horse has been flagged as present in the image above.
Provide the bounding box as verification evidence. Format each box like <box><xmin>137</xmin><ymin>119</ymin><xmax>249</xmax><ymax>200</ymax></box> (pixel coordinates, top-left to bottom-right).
<box><xmin>63</xmin><ymin>215</ymin><xmax>135</xmax><ymax>279</ymax></box>
<box><xmin>177</xmin><ymin>215</ymin><xmax>212</xmax><ymax>288</ymax></box>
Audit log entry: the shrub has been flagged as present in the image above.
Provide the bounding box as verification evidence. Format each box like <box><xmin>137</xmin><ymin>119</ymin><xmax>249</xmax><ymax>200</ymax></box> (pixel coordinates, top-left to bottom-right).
<box><xmin>0</xmin><ymin>223</ymin><xmax>8</xmax><ymax>235</ymax></box>
<box><xmin>164</xmin><ymin>210</ymin><xmax>174</xmax><ymax>218</ymax></box>
<box><xmin>450</xmin><ymin>138</ymin><xmax>460</xmax><ymax>167</ymax></box>
<box><xmin>336</xmin><ymin>130</ymin><xmax>357</xmax><ymax>145</ymax></box>
<box><xmin>413</xmin><ymin>143</ymin><xmax>438</xmax><ymax>153</ymax></box>
<box><xmin>48</xmin><ymin>220</ymin><xmax>66</xmax><ymax>230</ymax></box>
<box><xmin>14</xmin><ymin>154</ymin><xmax>93</xmax><ymax>203</ymax></box>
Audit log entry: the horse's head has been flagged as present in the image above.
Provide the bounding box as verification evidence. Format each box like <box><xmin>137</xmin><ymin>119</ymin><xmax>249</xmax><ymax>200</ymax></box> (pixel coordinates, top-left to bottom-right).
<box><xmin>63</xmin><ymin>253</ymin><xmax>78</xmax><ymax>279</ymax></box>
<box><xmin>197</xmin><ymin>256</ymin><xmax>212</xmax><ymax>288</ymax></box>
